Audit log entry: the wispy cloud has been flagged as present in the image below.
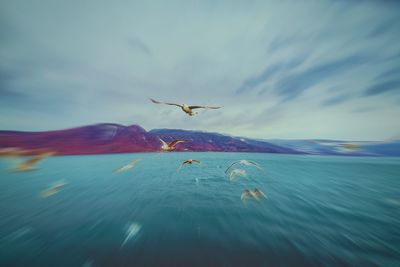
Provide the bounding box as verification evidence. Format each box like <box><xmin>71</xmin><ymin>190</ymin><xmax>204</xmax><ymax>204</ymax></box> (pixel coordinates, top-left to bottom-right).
<box><xmin>321</xmin><ymin>94</ymin><xmax>352</xmax><ymax>107</ymax></box>
<box><xmin>270</xmin><ymin>54</ymin><xmax>369</xmax><ymax>101</ymax></box>
<box><xmin>364</xmin><ymin>80</ymin><xmax>400</xmax><ymax>96</ymax></box>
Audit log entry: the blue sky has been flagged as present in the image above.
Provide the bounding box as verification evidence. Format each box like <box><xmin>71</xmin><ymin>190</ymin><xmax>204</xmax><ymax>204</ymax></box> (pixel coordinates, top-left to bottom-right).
<box><xmin>1</xmin><ymin>0</ymin><xmax>400</xmax><ymax>140</ymax></box>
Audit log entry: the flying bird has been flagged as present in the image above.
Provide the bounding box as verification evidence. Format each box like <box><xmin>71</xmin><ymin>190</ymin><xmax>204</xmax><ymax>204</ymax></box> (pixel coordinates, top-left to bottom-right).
<box><xmin>225</xmin><ymin>160</ymin><xmax>263</xmax><ymax>174</ymax></box>
<box><xmin>178</xmin><ymin>159</ymin><xmax>201</xmax><ymax>171</ymax></box>
<box><xmin>240</xmin><ymin>188</ymin><xmax>267</xmax><ymax>201</ymax></box>
<box><xmin>114</xmin><ymin>159</ymin><xmax>142</xmax><ymax>174</ymax></box>
<box><xmin>14</xmin><ymin>151</ymin><xmax>55</xmax><ymax>172</ymax></box>
<box><xmin>253</xmin><ymin>188</ymin><xmax>267</xmax><ymax>200</ymax></box>
<box><xmin>159</xmin><ymin>138</ymin><xmax>188</xmax><ymax>151</ymax></box>
<box><xmin>241</xmin><ymin>189</ymin><xmax>253</xmax><ymax>201</ymax></box>
<box><xmin>149</xmin><ymin>98</ymin><xmax>221</xmax><ymax>116</ymax></box>
<box><xmin>40</xmin><ymin>181</ymin><xmax>67</xmax><ymax>198</ymax></box>
<box><xmin>229</xmin><ymin>169</ymin><xmax>247</xmax><ymax>181</ymax></box>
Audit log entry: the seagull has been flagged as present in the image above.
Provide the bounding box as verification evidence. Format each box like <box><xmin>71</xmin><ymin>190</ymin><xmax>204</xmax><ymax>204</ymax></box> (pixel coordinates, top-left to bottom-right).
<box><xmin>159</xmin><ymin>138</ymin><xmax>188</xmax><ymax>151</ymax></box>
<box><xmin>253</xmin><ymin>188</ymin><xmax>267</xmax><ymax>200</ymax></box>
<box><xmin>229</xmin><ymin>169</ymin><xmax>247</xmax><ymax>181</ymax></box>
<box><xmin>14</xmin><ymin>151</ymin><xmax>55</xmax><ymax>172</ymax></box>
<box><xmin>178</xmin><ymin>159</ymin><xmax>201</xmax><ymax>171</ymax></box>
<box><xmin>225</xmin><ymin>160</ymin><xmax>263</xmax><ymax>174</ymax></box>
<box><xmin>40</xmin><ymin>181</ymin><xmax>67</xmax><ymax>198</ymax></box>
<box><xmin>114</xmin><ymin>159</ymin><xmax>142</xmax><ymax>174</ymax></box>
<box><xmin>240</xmin><ymin>188</ymin><xmax>267</xmax><ymax>201</ymax></box>
<box><xmin>241</xmin><ymin>189</ymin><xmax>253</xmax><ymax>201</ymax></box>
<box><xmin>149</xmin><ymin>98</ymin><xmax>221</xmax><ymax>116</ymax></box>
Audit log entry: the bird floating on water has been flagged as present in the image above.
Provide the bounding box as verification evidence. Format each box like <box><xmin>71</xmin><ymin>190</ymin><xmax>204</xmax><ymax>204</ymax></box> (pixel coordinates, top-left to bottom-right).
<box><xmin>229</xmin><ymin>169</ymin><xmax>247</xmax><ymax>181</ymax></box>
<box><xmin>114</xmin><ymin>159</ymin><xmax>142</xmax><ymax>174</ymax></box>
<box><xmin>225</xmin><ymin>160</ymin><xmax>263</xmax><ymax>174</ymax></box>
<box><xmin>160</xmin><ymin>138</ymin><xmax>188</xmax><ymax>151</ymax></box>
<box><xmin>14</xmin><ymin>151</ymin><xmax>55</xmax><ymax>172</ymax></box>
<box><xmin>178</xmin><ymin>159</ymin><xmax>201</xmax><ymax>171</ymax></box>
<box><xmin>149</xmin><ymin>98</ymin><xmax>221</xmax><ymax>116</ymax></box>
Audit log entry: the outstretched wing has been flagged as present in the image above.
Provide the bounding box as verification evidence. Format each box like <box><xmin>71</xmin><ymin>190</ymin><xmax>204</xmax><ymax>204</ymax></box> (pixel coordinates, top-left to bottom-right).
<box><xmin>114</xmin><ymin>159</ymin><xmax>141</xmax><ymax>173</ymax></box>
<box><xmin>18</xmin><ymin>153</ymin><xmax>50</xmax><ymax>169</ymax></box>
<box><xmin>149</xmin><ymin>98</ymin><xmax>182</xmax><ymax>108</ymax></box>
<box><xmin>189</xmin><ymin>105</ymin><xmax>221</xmax><ymax>110</ymax></box>
<box><xmin>168</xmin><ymin>139</ymin><xmax>188</xmax><ymax>147</ymax></box>
<box><xmin>177</xmin><ymin>160</ymin><xmax>189</xmax><ymax>171</ymax></box>
<box><xmin>159</xmin><ymin>138</ymin><xmax>168</xmax><ymax>146</ymax></box>
<box><xmin>128</xmin><ymin>159</ymin><xmax>142</xmax><ymax>167</ymax></box>
<box><xmin>245</xmin><ymin>160</ymin><xmax>263</xmax><ymax>170</ymax></box>
<box><xmin>224</xmin><ymin>161</ymin><xmax>240</xmax><ymax>174</ymax></box>
<box><xmin>241</xmin><ymin>190</ymin><xmax>252</xmax><ymax>201</ymax></box>
<box><xmin>192</xmin><ymin>160</ymin><xmax>201</xmax><ymax>164</ymax></box>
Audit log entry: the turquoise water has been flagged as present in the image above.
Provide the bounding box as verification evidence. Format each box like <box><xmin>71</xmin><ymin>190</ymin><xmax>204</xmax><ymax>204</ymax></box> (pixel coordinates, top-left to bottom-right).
<box><xmin>0</xmin><ymin>153</ymin><xmax>399</xmax><ymax>267</ymax></box>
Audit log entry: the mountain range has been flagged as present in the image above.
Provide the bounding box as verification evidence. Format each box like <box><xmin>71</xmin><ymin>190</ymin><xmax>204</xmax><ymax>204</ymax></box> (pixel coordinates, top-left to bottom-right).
<box><xmin>0</xmin><ymin>123</ymin><xmax>399</xmax><ymax>156</ymax></box>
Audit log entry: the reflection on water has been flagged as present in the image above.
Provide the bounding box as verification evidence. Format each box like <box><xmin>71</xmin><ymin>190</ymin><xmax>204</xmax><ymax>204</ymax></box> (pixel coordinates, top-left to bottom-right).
<box><xmin>0</xmin><ymin>152</ymin><xmax>399</xmax><ymax>266</ymax></box>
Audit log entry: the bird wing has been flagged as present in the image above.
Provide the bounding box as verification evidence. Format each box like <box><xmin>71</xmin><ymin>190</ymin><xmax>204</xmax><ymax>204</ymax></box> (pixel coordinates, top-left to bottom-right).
<box><xmin>149</xmin><ymin>98</ymin><xmax>182</xmax><ymax>108</ymax></box>
<box><xmin>192</xmin><ymin>160</ymin><xmax>201</xmax><ymax>164</ymax></box>
<box><xmin>159</xmin><ymin>138</ymin><xmax>168</xmax><ymax>146</ymax></box>
<box><xmin>189</xmin><ymin>105</ymin><xmax>221</xmax><ymax>110</ymax></box>
<box><xmin>128</xmin><ymin>159</ymin><xmax>142</xmax><ymax>167</ymax></box>
<box><xmin>114</xmin><ymin>159</ymin><xmax>141</xmax><ymax>173</ymax></box>
<box><xmin>253</xmin><ymin>188</ymin><xmax>267</xmax><ymax>200</ymax></box>
<box><xmin>20</xmin><ymin>153</ymin><xmax>49</xmax><ymax>168</ymax></box>
<box><xmin>177</xmin><ymin>160</ymin><xmax>189</xmax><ymax>171</ymax></box>
<box><xmin>244</xmin><ymin>160</ymin><xmax>263</xmax><ymax>170</ymax></box>
<box><xmin>241</xmin><ymin>190</ymin><xmax>252</xmax><ymax>200</ymax></box>
<box><xmin>168</xmin><ymin>139</ymin><xmax>188</xmax><ymax>147</ymax></box>
<box><xmin>224</xmin><ymin>161</ymin><xmax>240</xmax><ymax>173</ymax></box>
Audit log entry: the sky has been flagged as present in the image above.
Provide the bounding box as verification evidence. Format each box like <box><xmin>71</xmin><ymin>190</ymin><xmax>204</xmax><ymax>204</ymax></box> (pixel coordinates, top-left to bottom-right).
<box><xmin>1</xmin><ymin>0</ymin><xmax>400</xmax><ymax>141</ymax></box>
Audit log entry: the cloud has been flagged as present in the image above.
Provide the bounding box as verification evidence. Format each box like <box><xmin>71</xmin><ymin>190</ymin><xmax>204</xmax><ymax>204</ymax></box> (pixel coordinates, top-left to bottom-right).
<box><xmin>235</xmin><ymin>63</ymin><xmax>282</xmax><ymax>94</ymax></box>
<box><xmin>270</xmin><ymin>54</ymin><xmax>369</xmax><ymax>101</ymax></box>
<box><xmin>321</xmin><ymin>94</ymin><xmax>352</xmax><ymax>107</ymax></box>
<box><xmin>364</xmin><ymin>80</ymin><xmax>400</xmax><ymax>96</ymax></box>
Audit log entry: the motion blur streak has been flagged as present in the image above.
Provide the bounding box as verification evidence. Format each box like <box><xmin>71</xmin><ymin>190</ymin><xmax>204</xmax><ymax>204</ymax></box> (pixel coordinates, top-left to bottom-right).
<box><xmin>0</xmin><ymin>152</ymin><xmax>399</xmax><ymax>266</ymax></box>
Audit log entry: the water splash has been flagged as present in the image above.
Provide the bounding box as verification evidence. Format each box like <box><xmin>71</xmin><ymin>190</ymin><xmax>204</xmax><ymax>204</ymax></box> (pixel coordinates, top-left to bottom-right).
<box><xmin>121</xmin><ymin>222</ymin><xmax>142</xmax><ymax>247</ymax></box>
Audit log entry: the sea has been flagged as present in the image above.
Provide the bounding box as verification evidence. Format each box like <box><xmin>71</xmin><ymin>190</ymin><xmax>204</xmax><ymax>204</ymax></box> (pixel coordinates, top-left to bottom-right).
<box><xmin>0</xmin><ymin>152</ymin><xmax>399</xmax><ymax>267</ymax></box>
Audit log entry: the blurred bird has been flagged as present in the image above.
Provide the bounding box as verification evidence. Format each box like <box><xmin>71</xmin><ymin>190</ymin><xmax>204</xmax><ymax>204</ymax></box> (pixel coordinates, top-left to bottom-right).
<box><xmin>149</xmin><ymin>98</ymin><xmax>221</xmax><ymax>116</ymax></box>
<box><xmin>229</xmin><ymin>169</ymin><xmax>247</xmax><ymax>181</ymax></box>
<box><xmin>40</xmin><ymin>181</ymin><xmax>67</xmax><ymax>198</ymax></box>
<box><xmin>225</xmin><ymin>160</ymin><xmax>263</xmax><ymax>174</ymax></box>
<box><xmin>160</xmin><ymin>138</ymin><xmax>188</xmax><ymax>151</ymax></box>
<box><xmin>14</xmin><ymin>151</ymin><xmax>55</xmax><ymax>172</ymax></box>
<box><xmin>241</xmin><ymin>189</ymin><xmax>253</xmax><ymax>201</ymax></box>
<box><xmin>253</xmin><ymin>188</ymin><xmax>267</xmax><ymax>200</ymax></box>
<box><xmin>0</xmin><ymin>147</ymin><xmax>27</xmax><ymax>157</ymax></box>
<box><xmin>121</xmin><ymin>222</ymin><xmax>141</xmax><ymax>247</ymax></box>
<box><xmin>114</xmin><ymin>159</ymin><xmax>142</xmax><ymax>174</ymax></box>
<box><xmin>178</xmin><ymin>159</ymin><xmax>201</xmax><ymax>171</ymax></box>
<box><xmin>339</xmin><ymin>143</ymin><xmax>361</xmax><ymax>152</ymax></box>
<box><xmin>241</xmin><ymin>188</ymin><xmax>267</xmax><ymax>201</ymax></box>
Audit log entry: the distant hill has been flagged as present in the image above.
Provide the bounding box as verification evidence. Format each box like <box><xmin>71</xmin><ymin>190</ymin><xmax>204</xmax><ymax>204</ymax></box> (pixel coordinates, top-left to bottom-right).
<box><xmin>0</xmin><ymin>123</ymin><xmax>300</xmax><ymax>155</ymax></box>
<box><xmin>150</xmin><ymin>128</ymin><xmax>301</xmax><ymax>154</ymax></box>
<box><xmin>0</xmin><ymin>123</ymin><xmax>398</xmax><ymax>156</ymax></box>
<box><xmin>264</xmin><ymin>139</ymin><xmax>400</xmax><ymax>156</ymax></box>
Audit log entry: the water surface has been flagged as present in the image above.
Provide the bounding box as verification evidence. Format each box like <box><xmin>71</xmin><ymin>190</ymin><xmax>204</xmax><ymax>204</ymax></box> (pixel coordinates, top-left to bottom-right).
<box><xmin>0</xmin><ymin>153</ymin><xmax>399</xmax><ymax>266</ymax></box>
